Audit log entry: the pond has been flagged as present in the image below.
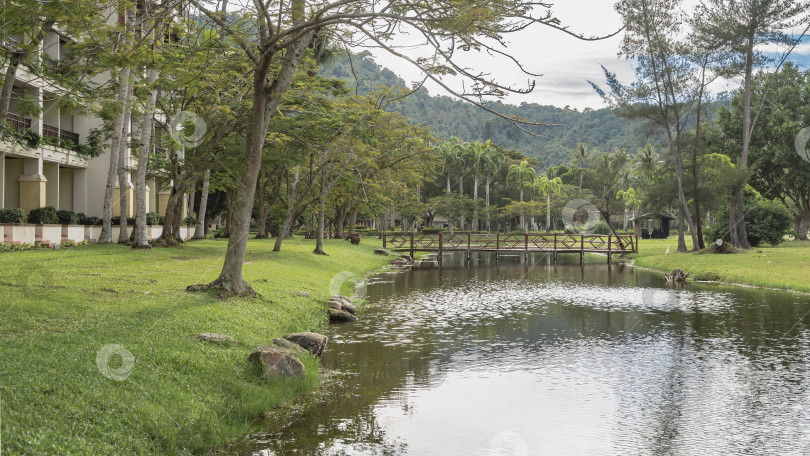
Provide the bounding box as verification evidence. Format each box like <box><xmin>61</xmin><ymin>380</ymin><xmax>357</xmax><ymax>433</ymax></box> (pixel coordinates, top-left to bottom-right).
<box><xmin>226</xmin><ymin>252</ymin><xmax>810</xmax><ymax>455</ymax></box>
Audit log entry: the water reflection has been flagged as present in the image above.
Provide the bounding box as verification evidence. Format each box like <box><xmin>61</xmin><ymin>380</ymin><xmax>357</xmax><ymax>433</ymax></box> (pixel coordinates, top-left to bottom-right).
<box><xmin>226</xmin><ymin>252</ymin><xmax>810</xmax><ymax>456</ymax></box>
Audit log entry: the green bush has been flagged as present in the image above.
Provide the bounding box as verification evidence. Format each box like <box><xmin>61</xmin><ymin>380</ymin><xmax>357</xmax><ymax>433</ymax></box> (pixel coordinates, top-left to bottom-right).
<box><xmin>28</xmin><ymin>206</ymin><xmax>59</xmax><ymax>224</ymax></box>
<box><xmin>111</xmin><ymin>216</ymin><xmax>136</xmax><ymax>225</ymax></box>
<box><xmin>77</xmin><ymin>213</ymin><xmax>102</xmax><ymax>225</ymax></box>
<box><xmin>56</xmin><ymin>210</ymin><xmax>77</xmax><ymax>225</ymax></box>
<box><xmin>0</xmin><ymin>208</ymin><xmax>27</xmax><ymax>224</ymax></box>
<box><xmin>705</xmin><ymin>198</ymin><xmax>792</xmax><ymax>247</ymax></box>
<box><xmin>146</xmin><ymin>212</ymin><xmax>165</xmax><ymax>226</ymax></box>
<box><xmin>421</xmin><ymin>227</ymin><xmax>445</xmax><ymax>234</ymax></box>
<box><xmin>565</xmin><ymin>221</ymin><xmax>612</xmax><ymax>235</ymax></box>
<box><xmin>183</xmin><ymin>215</ymin><xmax>197</xmax><ymax>227</ymax></box>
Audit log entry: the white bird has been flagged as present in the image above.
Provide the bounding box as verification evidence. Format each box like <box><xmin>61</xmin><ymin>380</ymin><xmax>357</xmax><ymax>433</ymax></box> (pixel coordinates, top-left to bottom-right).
<box><xmin>665</xmin><ymin>245</ymin><xmax>670</xmax><ymax>256</ymax></box>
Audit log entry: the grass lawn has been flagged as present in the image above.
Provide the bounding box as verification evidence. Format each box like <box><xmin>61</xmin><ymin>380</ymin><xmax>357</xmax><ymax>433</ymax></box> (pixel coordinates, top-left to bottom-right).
<box><xmin>623</xmin><ymin>237</ymin><xmax>810</xmax><ymax>293</ymax></box>
<box><xmin>0</xmin><ymin>237</ymin><xmax>389</xmax><ymax>455</ymax></box>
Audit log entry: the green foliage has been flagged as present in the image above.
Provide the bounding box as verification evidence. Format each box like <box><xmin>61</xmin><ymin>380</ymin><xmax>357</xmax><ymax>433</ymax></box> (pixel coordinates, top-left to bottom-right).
<box><xmin>77</xmin><ymin>213</ymin><xmax>101</xmax><ymax>226</ymax></box>
<box><xmin>183</xmin><ymin>215</ymin><xmax>197</xmax><ymax>226</ymax></box>
<box><xmin>421</xmin><ymin>227</ymin><xmax>445</xmax><ymax>234</ymax></box>
<box><xmin>0</xmin><ymin>208</ymin><xmax>27</xmax><ymax>224</ymax></box>
<box><xmin>28</xmin><ymin>206</ymin><xmax>59</xmax><ymax>224</ymax></box>
<box><xmin>111</xmin><ymin>216</ymin><xmax>136</xmax><ymax>225</ymax></box>
<box><xmin>56</xmin><ymin>210</ymin><xmax>77</xmax><ymax>225</ymax></box>
<box><xmin>146</xmin><ymin>212</ymin><xmax>165</xmax><ymax>226</ymax></box>
<box><xmin>566</xmin><ymin>221</ymin><xmax>612</xmax><ymax>235</ymax></box>
<box><xmin>705</xmin><ymin>197</ymin><xmax>792</xmax><ymax>247</ymax></box>
<box><xmin>320</xmin><ymin>55</ymin><xmax>689</xmax><ymax>167</ymax></box>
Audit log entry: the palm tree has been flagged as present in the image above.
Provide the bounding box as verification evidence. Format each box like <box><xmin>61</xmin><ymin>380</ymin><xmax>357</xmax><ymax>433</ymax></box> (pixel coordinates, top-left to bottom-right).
<box><xmin>634</xmin><ymin>144</ymin><xmax>658</xmax><ymax>187</ymax></box>
<box><xmin>437</xmin><ymin>140</ymin><xmax>457</xmax><ymax>195</ymax></box>
<box><xmin>482</xmin><ymin>147</ymin><xmax>504</xmax><ymax>232</ymax></box>
<box><xmin>464</xmin><ymin>140</ymin><xmax>495</xmax><ymax>231</ymax></box>
<box><xmin>572</xmin><ymin>142</ymin><xmax>589</xmax><ymax>192</ymax></box>
<box><xmin>617</xmin><ymin>187</ymin><xmax>641</xmax><ymax>229</ymax></box>
<box><xmin>507</xmin><ymin>159</ymin><xmax>536</xmax><ymax>232</ymax></box>
<box><xmin>536</xmin><ymin>171</ymin><xmax>563</xmax><ymax>231</ymax></box>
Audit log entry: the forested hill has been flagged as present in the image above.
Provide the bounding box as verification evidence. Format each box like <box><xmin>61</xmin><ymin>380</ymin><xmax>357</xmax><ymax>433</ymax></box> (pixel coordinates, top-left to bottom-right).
<box><xmin>320</xmin><ymin>54</ymin><xmax>723</xmax><ymax>167</ymax></box>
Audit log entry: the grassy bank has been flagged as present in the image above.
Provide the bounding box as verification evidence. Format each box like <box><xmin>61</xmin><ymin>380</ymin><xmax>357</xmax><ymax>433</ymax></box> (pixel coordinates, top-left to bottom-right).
<box><xmin>0</xmin><ymin>237</ymin><xmax>389</xmax><ymax>455</ymax></box>
<box><xmin>623</xmin><ymin>238</ymin><xmax>810</xmax><ymax>293</ymax></box>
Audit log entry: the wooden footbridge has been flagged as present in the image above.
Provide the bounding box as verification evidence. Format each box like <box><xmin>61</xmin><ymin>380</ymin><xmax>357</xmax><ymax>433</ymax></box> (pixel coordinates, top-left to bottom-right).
<box><xmin>382</xmin><ymin>232</ymin><xmax>638</xmax><ymax>263</ymax></box>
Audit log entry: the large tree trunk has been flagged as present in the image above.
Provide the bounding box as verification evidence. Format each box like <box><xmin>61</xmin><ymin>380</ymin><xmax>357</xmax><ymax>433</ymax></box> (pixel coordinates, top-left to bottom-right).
<box><xmin>729</xmin><ymin>43</ymin><xmax>755</xmax><ymax>249</ymax></box>
<box><xmin>193</xmin><ymin>169</ymin><xmax>211</xmax><ymax>239</ymax></box>
<box><xmin>133</xmin><ymin>68</ymin><xmax>160</xmax><ymax>248</ymax></box>
<box><xmin>274</xmin><ymin>167</ymin><xmax>303</xmax><ymax>252</ymax></box>
<box><xmin>100</xmin><ymin>70</ymin><xmax>130</xmax><ymax>243</ymax></box>
<box><xmin>205</xmin><ymin>30</ymin><xmax>316</xmax><ymax>295</ymax></box>
<box><xmin>116</xmin><ymin>84</ymin><xmax>134</xmax><ymax>244</ymax></box>
<box><xmin>347</xmin><ymin>205</ymin><xmax>358</xmax><ymax>236</ymax></box>
<box><xmin>334</xmin><ymin>204</ymin><xmax>346</xmax><ymax>239</ymax></box>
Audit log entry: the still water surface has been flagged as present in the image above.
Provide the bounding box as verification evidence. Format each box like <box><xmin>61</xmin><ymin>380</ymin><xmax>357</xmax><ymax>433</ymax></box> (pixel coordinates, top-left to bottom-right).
<box><xmin>229</xmin><ymin>253</ymin><xmax>810</xmax><ymax>455</ymax></box>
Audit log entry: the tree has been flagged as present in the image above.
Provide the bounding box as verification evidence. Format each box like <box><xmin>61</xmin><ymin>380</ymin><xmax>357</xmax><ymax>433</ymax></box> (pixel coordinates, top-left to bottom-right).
<box><xmin>464</xmin><ymin>140</ymin><xmax>495</xmax><ymax>231</ymax></box>
<box><xmin>592</xmin><ymin>0</ymin><xmax>701</xmax><ymax>252</ymax></box>
<box><xmin>718</xmin><ymin>63</ymin><xmax>810</xmax><ymax>240</ymax></box>
<box><xmin>536</xmin><ymin>172</ymin><xmax>562</xmax><ymax>231</ymax></box>
<box><xmin>187</xmin><ymin>0</ymin><xmax>608</xmax><ymax>295</ymax></box>
<box><xmin>507</xmin><ymin>159</ymin><xmax>537</xmax><ymax>232</ymax></box>
<box><xmin>693</xmin><ymin>0</ymin><xmax>810</xmax><ymax>248</ymax></box>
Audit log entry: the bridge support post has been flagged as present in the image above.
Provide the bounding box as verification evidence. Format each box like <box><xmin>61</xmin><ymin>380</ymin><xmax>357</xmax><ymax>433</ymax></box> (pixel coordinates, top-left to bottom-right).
<box><xmin>410</xmin><ymin>231</ymin><xmax>415</xmax><ymax>259</ymax></box>
<box><xmin>607</xmin><ymin>234</ymin><xmax>612</xmax><ymax>264</ymax></box>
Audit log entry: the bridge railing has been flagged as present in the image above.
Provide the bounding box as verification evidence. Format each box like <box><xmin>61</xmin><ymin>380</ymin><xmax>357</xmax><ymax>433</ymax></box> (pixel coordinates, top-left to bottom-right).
<box><xmin>383</xmin><ymin>232</ymin><xmax>638</xmax><ymax>255</ymax></box>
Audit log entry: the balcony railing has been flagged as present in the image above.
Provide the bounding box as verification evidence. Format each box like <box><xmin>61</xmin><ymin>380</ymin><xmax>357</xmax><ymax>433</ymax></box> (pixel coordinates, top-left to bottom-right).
<box><xmin>43</xmin><ymin>123</ymin><xmax>79</xmax><ymax>147</ymax></box>
<box><xmin>5</xmin><ymin>113</ymin><xmax>31</xmax><ymax>131</ymax></box>
<box><xmin>43</xmin><ymin>56</ymin><xmax>58</xmax><ymax>69</ymax></box>
<box><xmin>1</xmin><ymin>36</ymin><xmax>20</xmax><ymax>51</ymax></box>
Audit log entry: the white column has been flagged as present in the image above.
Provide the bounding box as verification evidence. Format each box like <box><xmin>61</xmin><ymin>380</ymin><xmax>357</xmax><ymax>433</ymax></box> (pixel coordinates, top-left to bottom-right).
<box><xmin>72</xmin><ymin>168</ymin><xmax>87</xmax><ymax>215</ymax></box>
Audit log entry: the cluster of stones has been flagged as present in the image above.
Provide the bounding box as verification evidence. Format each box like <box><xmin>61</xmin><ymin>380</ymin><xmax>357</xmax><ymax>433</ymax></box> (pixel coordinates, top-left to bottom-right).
<box><xmin>390</xmin><ymin>254</ymin><xmax>414</xmax><ymax>268</ymax></box>
<box><xmin>193</xmin><ymin>331</ymin><xmax>329</xmax><ymax>383</ymax></box>
<box><xmin>328</xmin><ymin>295</ymin><xmax>357</xmax><ymax>322</ymax></box>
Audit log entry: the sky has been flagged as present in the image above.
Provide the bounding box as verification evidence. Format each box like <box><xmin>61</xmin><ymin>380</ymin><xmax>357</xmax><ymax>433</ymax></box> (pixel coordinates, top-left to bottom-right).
<box><xmin>364</xmin><ymin>0</ymin><xmax>810</xmax><ymax>110</ymax></box>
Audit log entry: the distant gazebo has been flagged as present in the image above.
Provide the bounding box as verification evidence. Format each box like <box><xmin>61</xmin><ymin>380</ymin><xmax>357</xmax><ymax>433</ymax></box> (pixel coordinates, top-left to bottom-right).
<box><xmin>631</xmin><ymin>213</ymin><xmax>676</xmax><ymax>239</ymax></box>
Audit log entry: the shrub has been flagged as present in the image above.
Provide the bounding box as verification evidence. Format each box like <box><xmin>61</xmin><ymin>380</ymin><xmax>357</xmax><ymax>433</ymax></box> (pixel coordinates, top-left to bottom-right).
<box><xmin>0</xmin><ymin>208</ymin><xmax>27</xmax><ymax>224</ymax></box>
<box><xmin>705</xmin><ymin>198</ymin><xmax>792</xmax><ymax>247</ymax></box>
<box><xmin>421</xmin><ymin>227</ymin><xmax>445</xmax><ymax>234</ymax></box>
<box><xmin>56</xmin><ymin>210</ymin><xmax>77</xmax><ymax>225</ymax></box>
<box><xmin>28</xmin><ymin>206</ymin><xmax>59</xmax><ymax>224</ymax></box>
<box><xmin>146</xmin><ymin>212</ymin><xmax>164</xmax><ymax>226</ymax></box>
<box><xmin>111</xmin><ymin>216</ymin><xmax>136</xmax><ymax>225</ymax></box>
<box><xmin>77</xmin><ymin>213</ymin><xmax>102</xmax><ymax>225</ymax></box>
<box><xmin>566</xmin><ymin>221</ymin><xmax>613</xmax><ymax>235</ymax></box>
<box><xmin>183</xmin><ymin>215</ymin><xmax>197</xmax><ymax>226</ymax></box>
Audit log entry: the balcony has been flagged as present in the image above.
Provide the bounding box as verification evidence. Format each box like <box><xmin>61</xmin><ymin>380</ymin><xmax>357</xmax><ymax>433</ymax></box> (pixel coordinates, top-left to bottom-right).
<box><xmin>5</xmin><ymin>113</ymin><xmax>31</xmax><ymax>131</ymax></box>
<box><xmin>1</xmin><ymin>36</ymin><xmax>20</xmax><ymax>52</ymax></box>
<box><xmin>43</xmin><ymin>123</ymin><xmax>79</xmax><ymax>148</ymax></box>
